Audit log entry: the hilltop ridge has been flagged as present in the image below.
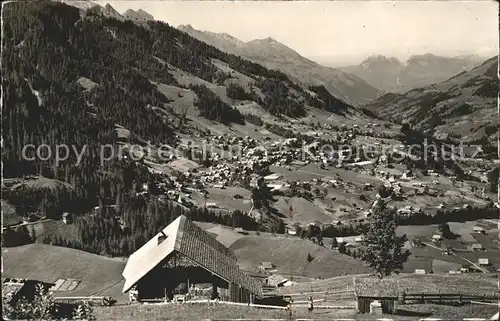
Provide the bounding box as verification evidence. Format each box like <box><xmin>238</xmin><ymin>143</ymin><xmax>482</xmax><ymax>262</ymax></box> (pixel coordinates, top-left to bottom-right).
<box><xmin>177</xmin><ymin>25</ymin><xmax>383</xmax><ymax>105</ymax></box>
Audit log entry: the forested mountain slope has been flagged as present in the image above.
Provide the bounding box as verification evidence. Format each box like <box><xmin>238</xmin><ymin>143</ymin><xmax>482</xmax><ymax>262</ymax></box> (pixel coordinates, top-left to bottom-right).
<box><xmin>3</xmin><ymin>1</ymin><xmax>351</xmax><ymax>178</ymax></box>
<box><xmin>2</xmin><ymin>1</ymin><xmax>357</xmax><ymax>253</ymax></box>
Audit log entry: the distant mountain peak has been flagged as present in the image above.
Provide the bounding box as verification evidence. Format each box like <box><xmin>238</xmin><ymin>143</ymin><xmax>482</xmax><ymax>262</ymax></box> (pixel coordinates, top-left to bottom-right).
<box><xmin>341</xmin><ymin>52</ymin><xmax>486</xmax><ymax>93</ymax></box>
<box><xmin>358</xmin><ymin>55</ymin><xmax>402</xmax><ymax>74</ymax></box>
<box><xmin>177</xmin><ymin>25</ymin><xmax>246</xmax><ymax>50</ymax></box>
<box><xmin>366</xmin><ymin>54</ymin><xmax>387</xmax><ymax>61</ymax></box>
<box><xmin>249</xmin><ymin>37</ymin><xmax>278</xmax><ymax>44</ymax></box>
<box><xmin>179</xmin><ymin>24</ymin><xmax>194</xmax><ymax>30</ymax></box>
<box><xmin>178</xmin><ymin>24</ymin><xmax>382</xmax><ymax>105</ymax></box>
<box><xmin>137</xmin><ymin>9</ymin><xmax>154</xmax><ymax>20</ymax></box>
<box><xmin>364</xmin><ymin>55</ymin><xmax>401</xmax><ymax>64</ymax></box>
<box><xmin>103</xmin><ymin>3</ymin><xmax>122</xmax><ymax>18</ymax></box>
<box><xmin>407</xmin><ymin>53</ymin><xmax>439</xmax><ymax>62</ymax></box>
<box><xmin>217</xmin><ymin>32</ymin><xmax>241</xmax><ymax>41</ymax></box>
<box><xmin>58</xmin><ymin>0</ymin><xmax>101</xmax><ymax>11</ymax></box>
<box><xmin>123</xmin><ymin>8</ymin><xmax>154</xmax><ymax>21</ymax></box>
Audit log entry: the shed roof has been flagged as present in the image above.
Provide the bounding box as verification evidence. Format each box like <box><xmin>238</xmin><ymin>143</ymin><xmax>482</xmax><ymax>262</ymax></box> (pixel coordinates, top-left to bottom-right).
<box><xmin>122</xmin><ymin>215</ymin><xmax>262</xmax><ymax>296</ymax></box>
<box><xmin>266</xmin><ymin>275</ymin><xmax>288</xmax><ymax>286</ymax></box>
<box><xmin>354</xmin><ymin>277</ymin><xmax>401</xmax><ymax>297</ymax></box>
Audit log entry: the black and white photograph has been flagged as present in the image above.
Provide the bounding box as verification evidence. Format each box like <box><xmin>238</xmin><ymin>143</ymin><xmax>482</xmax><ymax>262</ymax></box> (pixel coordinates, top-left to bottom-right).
<box><xmin>1</xmin><ymin>0</ymin><xmax>499</xmax><ymax>320</ymax></box>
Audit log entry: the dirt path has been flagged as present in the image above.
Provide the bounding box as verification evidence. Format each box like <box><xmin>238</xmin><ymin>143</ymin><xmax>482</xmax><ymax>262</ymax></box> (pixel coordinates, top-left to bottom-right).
<box><xmin>6</xmin><ymin>218</ymin><xmax>53</xmax><ymax>229</ymax></box>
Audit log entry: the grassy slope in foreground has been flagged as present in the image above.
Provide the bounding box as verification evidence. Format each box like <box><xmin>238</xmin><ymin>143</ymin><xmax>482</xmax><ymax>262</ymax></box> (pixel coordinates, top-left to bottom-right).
<box><xmin>2</xmin><ymin>244</ymin><xmax>127</xmax><ymax>301</ymax></box>
<box><xmin>230</xmin><ymin>236</ymin><xmax>372</xmax><ymax>277</ymax></box>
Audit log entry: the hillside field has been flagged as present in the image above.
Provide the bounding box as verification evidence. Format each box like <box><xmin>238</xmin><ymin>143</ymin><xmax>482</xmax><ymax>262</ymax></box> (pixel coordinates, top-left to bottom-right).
<box><xmin>2</xmin><ymin>244</ymin><xmax>128</xmax><ymax>302</ymax></box>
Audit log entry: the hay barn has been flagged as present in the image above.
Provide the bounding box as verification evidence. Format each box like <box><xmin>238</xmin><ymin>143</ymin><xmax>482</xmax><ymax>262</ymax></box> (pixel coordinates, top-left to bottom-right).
<box><xmin>121</xmin><ymin>215</ymin><xmax>262</xmax><ymax>303</ymax></box>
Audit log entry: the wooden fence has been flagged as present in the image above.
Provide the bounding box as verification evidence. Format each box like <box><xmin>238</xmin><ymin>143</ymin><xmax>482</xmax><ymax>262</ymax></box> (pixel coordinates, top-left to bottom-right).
<box><xmin>53</xmin><ymin>296</ymin><xmax>115</xmax><ymax>306</ymax></box>
<box><xmin>400</xmin><ymin>292</ymin><xmax>500</xmax><ymax>304</ymax></box>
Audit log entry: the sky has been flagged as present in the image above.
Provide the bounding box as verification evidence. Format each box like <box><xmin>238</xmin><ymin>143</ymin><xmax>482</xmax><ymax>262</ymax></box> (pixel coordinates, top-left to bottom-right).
<box><xmin>98</xmin><ymin>0</ymin><xmax>498</xmax><ymax>66</ymax></box>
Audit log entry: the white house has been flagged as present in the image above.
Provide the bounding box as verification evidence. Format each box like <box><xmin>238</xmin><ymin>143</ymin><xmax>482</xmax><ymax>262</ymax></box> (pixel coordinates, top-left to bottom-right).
<box><xmin>472</xmin><ymin>226</ymin><xmax>486</xmax><ymax>234</ymax></box>
<box><xmin>354</xmin><ymin>236</ymin><xmax>365</xmax><ymax>243</ymax></box>
<box><xmin>432</xmin><ymin>234</ymin><xmax>443</xmax><ymax>241</ymax></box>
<box><xmin>62</xmin><ymin>212</ymin><xmax>71</xmax><ymax>224</ymax></box>
<box><xmin>478</xmin><ymin>258</ymin><xmax>489</xmax><ymax>266</ymax></box>
<box><xmin>264</xmin><ymin>174</ymin><xmax>282</xmax><ymax>181</ymax></box>
<box><xmin>469</xmin><ymin>243</ymin><xmax>484</xmax><ymax>251</ymax></box>
<box><xmin>267</xmin><ymin>184</ymin><xmax>284</xmax><ymax>191</ymax></box>
<box><xmin>205</xmin><ymin>202</ymin><xmax>217</xmax><ymax>208</ymax></box>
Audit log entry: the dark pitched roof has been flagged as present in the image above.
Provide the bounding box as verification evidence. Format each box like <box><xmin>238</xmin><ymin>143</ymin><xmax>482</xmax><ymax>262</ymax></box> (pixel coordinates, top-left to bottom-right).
<box><xmin>122</xmin><ymin>215</ymin><xmax>262</xmax><ymax>296</ymax></box>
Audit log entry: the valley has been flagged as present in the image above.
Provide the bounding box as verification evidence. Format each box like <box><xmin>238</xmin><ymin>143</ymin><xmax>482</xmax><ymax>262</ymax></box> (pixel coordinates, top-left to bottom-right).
<box><xmin>1</xmin><ymin>1</ymin><xmax>498</xmax><ymax>320</ymax></box>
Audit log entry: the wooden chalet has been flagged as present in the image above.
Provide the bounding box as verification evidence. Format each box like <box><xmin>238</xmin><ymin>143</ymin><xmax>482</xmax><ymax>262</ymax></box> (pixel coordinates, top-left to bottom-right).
<box><xmin>122</xmin><ymin>215</ymin><xmax>262</xmax><ymax>303</ymax></box>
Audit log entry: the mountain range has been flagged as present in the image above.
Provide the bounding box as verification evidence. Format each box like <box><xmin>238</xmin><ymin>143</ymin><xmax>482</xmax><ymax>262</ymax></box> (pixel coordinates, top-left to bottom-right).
<box><xmin>57</xmin><ymin>0</ymin><xmax>155</xmax><ymax>21</ymax></box>
<box><xmin>177</xmin><ymin>25</ymin><xmax>383</xmax><ymax>106</ymax></box>
<box><xmin>365</xmin><ymin>56</ymin><xmax>498</xmax><ymax>143</ymax></box>
<box><xmin>13</xmin><ymin>1</ymin><xmax>498</xmax><ymax>147</ymax></box>
<box><xmin>341</xmin><ymin>54</ymin><xmax>485</xmax><ymax>93</ymax></box>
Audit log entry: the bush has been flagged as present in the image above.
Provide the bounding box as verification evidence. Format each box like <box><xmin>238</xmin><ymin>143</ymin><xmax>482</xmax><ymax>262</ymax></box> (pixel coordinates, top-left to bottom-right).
<box><xmin>378</xmin><ymin>185</ymin><xmax>392</xmax><ymax>198</ymax></box>
<box><xmin>3</xmin><ymin>282</ymin><xmax>97</xmax><ymax>320</ymax></box>
<box><xmin>331</xmin><ymin>237</ymin><xmax>338</xmax><ymax>249</ymax></box>
<box><xmin>306</xmin><ymin>253</ymin><xmax>314</xmax><ymax>262</ymax></box>
<box><xmin>3</xmin><ymin>284</ymin><xmax>56</xmax><ymax>320</ymax></box>
<box><xmin>338</xmin><ymin>242</ymin><xmax>346</xmax><ymax>254</ymax></box>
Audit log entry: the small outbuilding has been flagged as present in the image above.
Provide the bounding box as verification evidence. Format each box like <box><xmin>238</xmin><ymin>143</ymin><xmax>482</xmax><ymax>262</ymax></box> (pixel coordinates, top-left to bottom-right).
<box><xmin>469</xmin><ymin>243</ymin><xmax>485</xmax><ymax>252</ymax></box>
<box><xmin>263</xmin><ymin>174</ymin><xmax>282</xmax><ymax>181</ymax></box>
<box><xmin>259</xmin><ymin>262</ymin><xmax>276</xmax><ymax>271</ymax></box>
<box><xmin>432</xmin><ymin>234</ymin><xmax>443</xmax><ymax>241</ymax></box>
<box><xmin>354</xmin><ymin>277</ymin><xmax>399</xmax><ymax>314</ymax></box>
<box><xmin>62</xmin><ymin>212</ymin><xmax>72</xmax><ymax>224</ymax></box>
<box><xmin>265</xmin><ymin>275</ymin><xmax>288</xmax><ymax>288</ymax></box>
<box><xmin>472</xmin><ymin>226</ymin><xmax>486</xmax><ymax>234</ymax></box>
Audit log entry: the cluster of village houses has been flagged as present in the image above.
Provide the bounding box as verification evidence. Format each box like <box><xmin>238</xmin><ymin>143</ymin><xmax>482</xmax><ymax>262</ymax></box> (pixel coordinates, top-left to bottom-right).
<box><xmin>132</xmin><ymin>124</ymin><xmax>497</xmax><ymax>219</ymax></box>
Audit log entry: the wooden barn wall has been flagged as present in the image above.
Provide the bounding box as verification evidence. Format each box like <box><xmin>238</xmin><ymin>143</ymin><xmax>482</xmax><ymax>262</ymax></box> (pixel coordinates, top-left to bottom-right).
<box><xmin>357</xmin><ymin>297</ymin><xmax>369</xmax><ymax>313</ymax></box>
<box><xmin>228</xmin><ymin>283</ymin><xmax>252</xmax><ymax>303</ymax></box>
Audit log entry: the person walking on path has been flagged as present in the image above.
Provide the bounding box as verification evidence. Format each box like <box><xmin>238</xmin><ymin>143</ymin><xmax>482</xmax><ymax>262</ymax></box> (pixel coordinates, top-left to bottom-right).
<box><xmin>307</xmin><ymin>296</ymin><xmax>314</xmax><ymax>313</ymax></box>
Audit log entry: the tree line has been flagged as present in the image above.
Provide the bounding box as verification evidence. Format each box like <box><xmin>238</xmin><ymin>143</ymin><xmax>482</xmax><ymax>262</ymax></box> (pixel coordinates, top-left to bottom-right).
<box><xmin>189</xmin><ymin>84</ymin><xmax>245</xmax><ymax>125</ymax></box>
<box><xmin>39</xmin><ymin>197</ymin><xmax>259</xmax><ymax>257</ymax></box>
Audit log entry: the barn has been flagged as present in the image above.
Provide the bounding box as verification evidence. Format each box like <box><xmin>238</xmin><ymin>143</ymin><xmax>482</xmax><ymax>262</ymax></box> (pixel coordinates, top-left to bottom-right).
<box><xmin>122</xmin><ymin>215</ymin><xmax>262</xmax><ymax>303</ymax></box>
